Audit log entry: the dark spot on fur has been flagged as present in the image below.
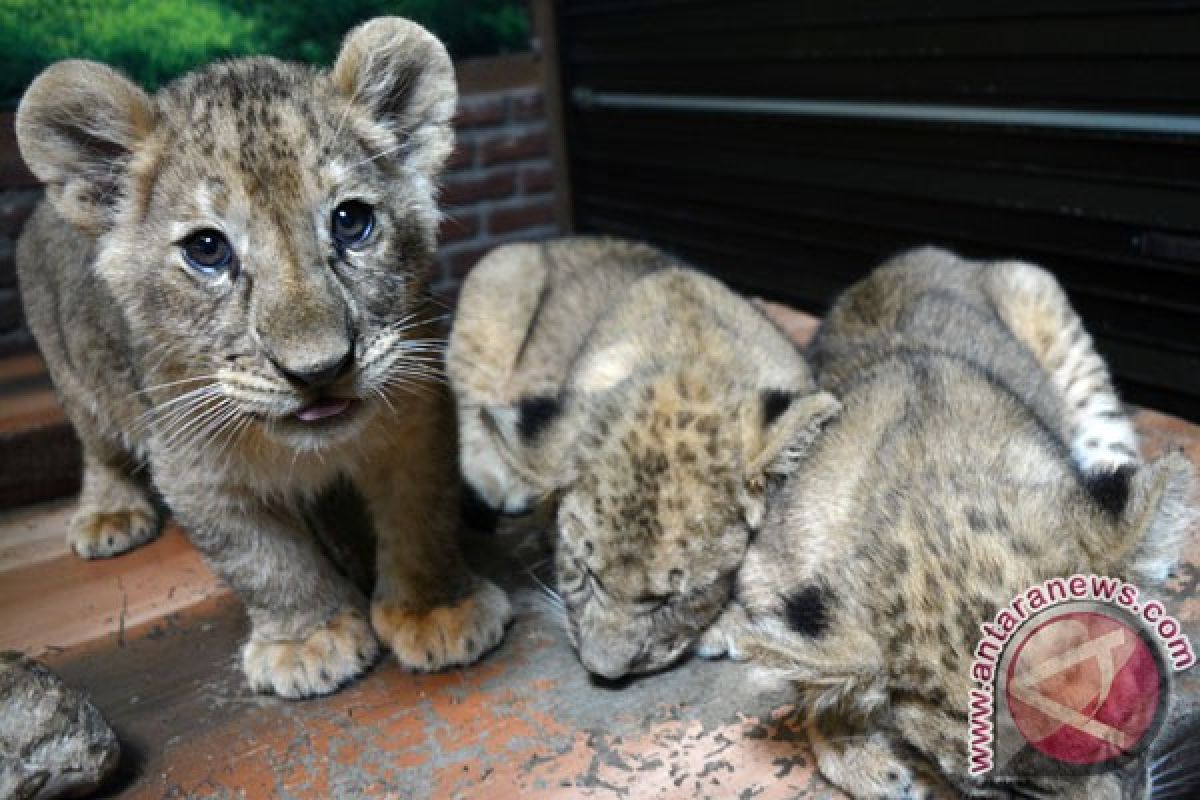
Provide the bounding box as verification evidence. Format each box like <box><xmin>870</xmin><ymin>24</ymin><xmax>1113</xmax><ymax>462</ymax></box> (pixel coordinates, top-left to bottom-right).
<box><xmin>782</xmin><ymin>586</ymin><xmax>830</xmax><ymax>637</ymax></box>
<box><xmin>966</xmin><ymin>509</ymin><xmax>989</xmax><ymax>533</ymax></box>
<box><xmin>761</xmin><ymin>389</ymin><xmax>795</xmax><ymax>427</ymax></box>
<box><xmin>517</xmin><ymin>394</ymin><xmax>561</xmax><ymax>441</ymax></box>
<box><xmin>1084</xmin><ymin>465</ymin><xmax>1134</xmax><ymax>514</ymax></box>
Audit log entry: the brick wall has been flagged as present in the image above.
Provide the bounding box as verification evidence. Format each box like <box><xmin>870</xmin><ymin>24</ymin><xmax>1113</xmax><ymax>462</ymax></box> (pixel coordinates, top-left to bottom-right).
<box><xmin>0</xmin><ymin>56</ymin><xmax>557</xmax><ymax>356</ymax></box>
<box><xmin>434</xmin><ymin>83</ymin><xmax>558</xmax><ymax>300</ymax></box>
<box><xmin>0</xmin><ymin>115</ymin><xmax>39</xmax><ymax>356</ymax></box>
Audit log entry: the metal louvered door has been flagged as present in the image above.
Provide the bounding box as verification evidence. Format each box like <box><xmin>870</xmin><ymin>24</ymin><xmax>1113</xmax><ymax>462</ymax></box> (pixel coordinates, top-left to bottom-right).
<box><xmin>545</xmin><ymin>0</ymin><xmax>1200</xmax><ymax>420</ymax></box>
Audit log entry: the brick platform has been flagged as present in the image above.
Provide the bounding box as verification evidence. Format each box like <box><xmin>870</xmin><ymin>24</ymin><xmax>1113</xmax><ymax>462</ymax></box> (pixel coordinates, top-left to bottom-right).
<box><xmin>1</xmin><ymin>306</ymin><xmax>1196</xmax><ymax>799</ymax></box>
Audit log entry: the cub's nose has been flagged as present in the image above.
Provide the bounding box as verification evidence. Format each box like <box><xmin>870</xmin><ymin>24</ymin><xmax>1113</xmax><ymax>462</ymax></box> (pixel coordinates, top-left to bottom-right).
<box><xmin>274</xmin><ymin>348</ymin><xmax>354</xmax><ymax>388</ymax></box>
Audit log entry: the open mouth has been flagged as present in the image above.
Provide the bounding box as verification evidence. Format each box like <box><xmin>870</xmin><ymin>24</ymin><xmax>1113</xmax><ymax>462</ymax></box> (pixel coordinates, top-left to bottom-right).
<box><xmin>293</xmin><ymin>397</ymin><xmax>358</xmax><ymax>425</ymax></box>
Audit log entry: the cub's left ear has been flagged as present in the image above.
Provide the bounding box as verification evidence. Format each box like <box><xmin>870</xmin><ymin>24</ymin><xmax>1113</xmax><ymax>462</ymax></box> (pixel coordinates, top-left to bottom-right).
<box><xmin>738</xmin><ymin>388</ymin><xmax>841</xmax><ymax>527</ymax></box>
<box><xmin>332</xmin><ymin>17</ymin><xmax>457</xmax><ymax>175</ymax></box>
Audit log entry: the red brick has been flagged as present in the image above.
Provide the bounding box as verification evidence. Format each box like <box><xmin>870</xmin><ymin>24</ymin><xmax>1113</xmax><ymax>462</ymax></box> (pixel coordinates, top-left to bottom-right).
<box><xmin>0</xmin><ymin>236</ymin><xmax>14</xmax><ymax>289</ymax></box>
<box><xmin>0</xmin><ymin>190</ymin><xmax>42</xmax><ymax>237</ymax></box>
<box><xmin>0</xmin><ymin>328</ymin><xmax>34</xmax><ymax>358</ymax></box>
<box><xmin>430</xmin><ymin>279</ymin><xmax>462</xmax><ymax>310</ymax></box>
<box><xmin>0</xmin><ymin>114</ymin><xmax>38</xmax><ymax>188</ymax></box>
<box><xmin>521</xmin><ymin>164</ymin><xmax>555</xmax><ymax>195</ymax></box>
<box><xmin>511</xmin><ymin>90</ymin><xmax>545</xmax><ymax>121</ymax></box>
<box><xmin>487</xmin><ymin>200</ymin><xmax>555</xmax><ymax>235</ymax></box>
<box><xmin>439</xmin><ymin>211</ymin><xmax>480</xmax><ymax>244</ymax></box>
<box><xmin>440</xmin><ymin>169</ymin><xmax>516</xmax><ymax>207</ymax></box>
<box><xmin>441</xmin><ymin>243</ymin><xmax>494</xmax><ymax>281</ymax></box>
<box><xmin>0</xmin><ymin>289</ymin><xmax>23</xmax><ymax>333</ymax></box>
<box><xmin>444</xmin><ymin>140</ymin><xmax>475</xmax><ymax>172</ymax></box>
<box><xmin>480</xmin><ymin>129</ymin><xmax>548</xmax><ymax>166</ymax></box>
<box><xmin>454</xmin><ymin>95</ymin><xmax>507</xmax><ymax>129</ymax></box>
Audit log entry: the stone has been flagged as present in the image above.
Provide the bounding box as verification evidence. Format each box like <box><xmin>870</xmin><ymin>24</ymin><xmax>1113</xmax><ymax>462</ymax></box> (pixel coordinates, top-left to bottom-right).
<box><xmin>0</xmin><ymin>652</ymin><xmax>119</xmax><ymax>800</ymax></box>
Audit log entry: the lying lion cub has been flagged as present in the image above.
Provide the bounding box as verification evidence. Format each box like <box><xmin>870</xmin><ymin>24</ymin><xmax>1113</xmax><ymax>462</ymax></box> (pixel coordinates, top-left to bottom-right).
<box><xmin>448</xmin><ymin>237</ymin><xmax>839</xmax><ymax>678</ymax></box>
<box><xmin>15</xmin><ymin>18</ymin><xmax>510</xmax><ymax>697</ymax></box>
<box><xmin>732</xmin><ymin>247</ymin><xmax>1194</xmax><ymax>798</ymax></box>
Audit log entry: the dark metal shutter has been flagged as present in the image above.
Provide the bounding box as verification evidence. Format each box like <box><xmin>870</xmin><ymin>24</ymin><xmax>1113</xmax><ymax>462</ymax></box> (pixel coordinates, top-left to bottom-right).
<box><xmin>545</xmin><ymin>0</ymin><xmax>1200</xmax><ymax>420</ymax></box>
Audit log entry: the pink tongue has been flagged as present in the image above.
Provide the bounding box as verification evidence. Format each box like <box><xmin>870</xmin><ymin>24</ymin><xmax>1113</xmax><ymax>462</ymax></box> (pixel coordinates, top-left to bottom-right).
<box><xmin>295</xmin><ymin>398</ymin><xmax>352</xmax><ymax>422</ymax></box>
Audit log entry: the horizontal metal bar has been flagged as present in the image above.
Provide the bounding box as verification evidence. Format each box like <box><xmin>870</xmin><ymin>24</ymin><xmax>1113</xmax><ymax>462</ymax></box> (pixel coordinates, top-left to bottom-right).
<box><xmin>572</xmin><ymin>89</ymin><xmax>1200</xmax><ymax>136</ymax></box>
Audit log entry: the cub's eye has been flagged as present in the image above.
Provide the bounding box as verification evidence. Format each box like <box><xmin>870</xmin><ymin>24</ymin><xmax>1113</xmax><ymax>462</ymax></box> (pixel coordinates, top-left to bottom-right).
<box><xmin>181</xmin><ymin>229</ymin><xmax>234</xmax><ymax>275</ymax></box>
<box><xmin>331</xmin><ymin>200</ymin><xmax>374</xmax><ymax>248</ymax></box>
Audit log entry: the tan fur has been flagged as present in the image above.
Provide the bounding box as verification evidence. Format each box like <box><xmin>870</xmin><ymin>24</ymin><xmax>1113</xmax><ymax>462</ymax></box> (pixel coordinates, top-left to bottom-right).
<box><xmin>735</xmin><ymin>247</ymin><xmax>1194</xmax><ymax>798</ymax></box>
<box><xmin>448</xmin><ymin>238</ymin><xmax>839</xmax><ymax>678</ymax></box>
<box><xmin>15</xmin><ymin>17</ymin><xmax>510</xmax><ymax>698</ymax></box>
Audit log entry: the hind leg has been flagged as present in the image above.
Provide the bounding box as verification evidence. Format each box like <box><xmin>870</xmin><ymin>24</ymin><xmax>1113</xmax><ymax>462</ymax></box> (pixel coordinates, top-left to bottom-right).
<box><xmin>984</xmin><ymin>261</ymin><xmax>1139</xmax><ymax>473</ymax></box>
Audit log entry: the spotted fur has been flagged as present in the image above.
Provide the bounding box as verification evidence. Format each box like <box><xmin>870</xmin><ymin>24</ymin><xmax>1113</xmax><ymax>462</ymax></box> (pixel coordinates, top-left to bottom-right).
<box><xmin>448</xmin><ymin>239</ymin><xmax>840</xmax><ymax>678</ymax></box>
<box><xmin>736</xmin><ymin>247</ymin><xmax>1195</xmax><ymax>799</ymax></box>
<box><xmin>15</xmin><ymin>18</ymin><xmax>512</xmax><ymax>698</ymax></box>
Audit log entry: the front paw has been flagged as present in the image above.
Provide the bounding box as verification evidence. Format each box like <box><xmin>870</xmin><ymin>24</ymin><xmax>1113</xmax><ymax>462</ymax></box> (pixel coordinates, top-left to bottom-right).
<box><xmin>242</xmin><ymin>608</ymin><xmax>379</xmax><ymax>699</ymax></box>
<box><xmin>695</xmin><ymin>603</ymin><xmax>751</xmax><ymax>661</ymax></box>
<box><xmin>371</xmin><ymin>580</ymin><xmax>512</xmax><ymax>671</ymax></box>
<box><xmin>812</xmin><ymin>729</ymin><xmax>938</xmax><ymax>800</ymax></box>
<box><xmin>69</xmin><ymin>507</ymin><xmax>159</xmax><ymax>559</ymax></box>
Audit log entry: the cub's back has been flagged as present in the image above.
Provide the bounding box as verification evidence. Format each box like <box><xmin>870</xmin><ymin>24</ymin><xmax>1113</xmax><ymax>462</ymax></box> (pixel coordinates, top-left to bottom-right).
<box><xmin>567</xmin><ymin>267</ymin><xmax>810</xmax><ymax>398</ymax></box>
<box><xmin>448</xmin><ymin>237</ymin><xmax>671</xmax><ymax>405</ymax></box>
<box><xmin>809</xmin><ymin>246</ymin><xmax>1069</xmax><ymax>446</ymax></box>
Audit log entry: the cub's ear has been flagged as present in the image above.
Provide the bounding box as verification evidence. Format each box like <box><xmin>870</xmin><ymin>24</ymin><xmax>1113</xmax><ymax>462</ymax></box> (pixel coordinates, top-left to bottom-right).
<box><xmin>16</xmin><ymin>60</ymin><xmax>155</xmax><ymax>235</ymax></box>
<box><xmin>332</xmin><ymin>17</ymin><xmax>456</xmax><ymax>176</ymax></box>
<box><xmin>482</xmin><ymin>394</ymin><xmax>576</xmax><ymax>491</ymax></box>
<box><xmin>1117</xmin><ymin>450</ymin><xmax>1195</xmax><ymax>585</ymax></box>
<box><xmin>743</xmin><ymin>388</ymin><xmax>841</xmax><ymax>478</ymax></box>
<box><xmin>738</xmin><ymin>388</ymin><xmax>841</xmax><ymax>528</ymax></box>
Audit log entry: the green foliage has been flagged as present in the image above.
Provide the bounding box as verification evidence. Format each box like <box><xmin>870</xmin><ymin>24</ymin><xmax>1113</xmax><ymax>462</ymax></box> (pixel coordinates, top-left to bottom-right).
<box><xmin>0</xmin><ymin>0</ymin><xmax>530</xmax><ymax>107</ymax></box>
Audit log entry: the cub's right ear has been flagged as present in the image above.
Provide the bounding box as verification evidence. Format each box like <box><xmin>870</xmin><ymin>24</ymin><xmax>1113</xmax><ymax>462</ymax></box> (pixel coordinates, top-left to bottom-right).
<box><xmin>16</xmin><ymin>61</ymin><xmax>154</xmax><ymax>235</ymax></box>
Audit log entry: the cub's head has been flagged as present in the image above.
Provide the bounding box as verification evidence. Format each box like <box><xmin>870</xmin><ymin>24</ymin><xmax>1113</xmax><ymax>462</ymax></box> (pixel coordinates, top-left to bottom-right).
<box><xmin>17</xmin><ymin>18</ymin><xmax>454</xmax><ymax>454</ymax></box>
<box><xmin>492</xmin><ymin>367</ymin><xmax>840</xmax><ymax>679</ymax></box>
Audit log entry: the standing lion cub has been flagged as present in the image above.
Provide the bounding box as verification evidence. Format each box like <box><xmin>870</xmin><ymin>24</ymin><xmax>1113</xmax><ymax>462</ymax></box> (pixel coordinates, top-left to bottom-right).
<box><xmin>15</xmin><ymin>18</ymin><xmax>511</xmax><ymax>697</ymax></box>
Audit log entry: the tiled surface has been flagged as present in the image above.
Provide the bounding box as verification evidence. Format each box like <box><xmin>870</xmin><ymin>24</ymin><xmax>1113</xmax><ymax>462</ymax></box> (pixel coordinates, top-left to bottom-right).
<box><xmin>0</xmin><ymin>306</ymin><xmax>1197</xmax><ymax>799</ymax></box>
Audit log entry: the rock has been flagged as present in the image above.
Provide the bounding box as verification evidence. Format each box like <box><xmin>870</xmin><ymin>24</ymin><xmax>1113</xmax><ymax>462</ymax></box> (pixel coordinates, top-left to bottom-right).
<box><xmin>0</xmin><ymin>652</ymin><xmax>119</xmax><ymax>800</ymax></box>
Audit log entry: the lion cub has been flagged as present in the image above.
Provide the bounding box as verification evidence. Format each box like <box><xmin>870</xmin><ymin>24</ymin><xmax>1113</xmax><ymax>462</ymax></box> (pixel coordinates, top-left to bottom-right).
<box><xmin>15</xmin><ymin>18</ymin><xmax>511</xmax><ymax>697</ymax></box>
<box><xmin>448</xmin><ymin>238</ymin><xmax>840</xmax><ymax>678</ymax></box>
<box><xmin>730</xmin><ymin>247</ymin><xmax>1194</xmax><ymax>798</ymax></box>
